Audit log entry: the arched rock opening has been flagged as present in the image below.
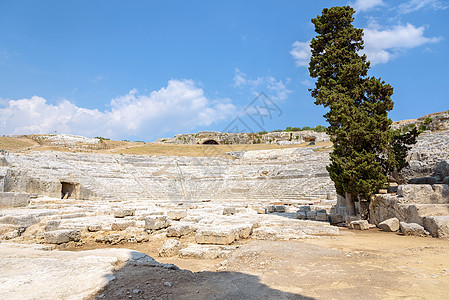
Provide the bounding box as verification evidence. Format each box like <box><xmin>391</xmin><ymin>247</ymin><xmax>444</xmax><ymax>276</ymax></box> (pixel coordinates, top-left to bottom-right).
<box><xmin>202</xmin><ymin>139</ymin><xmax>219</xmax><ymax>145</ymax></box>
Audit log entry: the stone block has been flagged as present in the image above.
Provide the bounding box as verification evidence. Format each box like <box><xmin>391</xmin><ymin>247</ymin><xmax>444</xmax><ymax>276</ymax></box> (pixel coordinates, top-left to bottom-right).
<box><xmin>0</xmin><ymin>214</ymin><xmax>41</xmax><ymax>227</ymax></box>
<box><xmin>266</xmin><ymin>205</ymin><xmax>275</xmax><ymax>213</ymax></box>
<box><xmin>432</xmin><ymin>184</ymin><xmax>449</xmax><ymax>201</ymax></box>
<box><xmin>166</xmin><ymin>224</ymin><xmax>193</xmax><ymax>237</ymax></box>
<box><xmin>400</xmin><ymin>222</ymin><xmax>429</xmax><ymax>237</ymax></box>
<box><xmin>423</xmin><ymin>216</ymin><xmax>449</xmax><ymax>238</ymax></box>
<box><xmin>195</xmin><ymin>226</ymin><xmax>237</xmax><ymax>245</ymax></box>
<box><xmin>409</xmin><ymin>177</ymin><xmax>438</xmax><ymax>185</ymax></box>
<box><xmin>378</xmin><ymin>189</ymin><xmax>388</xmax><ymax>194</ymax></box>
<box><xmin>114</xmin><ymin>208</ymin><xmax>135</xmax><ymax>218</ymax></box>
<box><xmin>179</xmin><ymin>244</ymin><xmax>234</xmax><ymax>259</ymax></box>
<box><xmin>256</xmin><ymin>207</ymin><xmax>267</xmax><ymax>214</ymax></box>
<box><xmin>167</xmin><ymin>209</ymin><xmax>187</xmax><ymax>220</ymax></box>
<box><xmin>111</xmin><ymin>220</ymin><xmax>135</xmax><ymax>231</ymax></box>
<box><xmin>296</xmin><ymin>210</ymin><xmax>307</xmax><ymax>220</ymax></box>
<box><xmin>349</xmin><ymin>220</ymin><xmax>370</xmax><ymax>230</ymax></box>
<box><xmin>329</xmin><ymin>214</ymin><xmax>344</xmax><ymax>225</ymax></box>
<box><xmin>315</xmin><ymin>211</ymin><xmax>328</xmax><ymax>222</ymax></box>
<box><xmin>397</xmin><ymin>185</ymin><xmax>434</xmax><ymax>202</ymax></box>
<box><xmin>387</xmin><ymin>184</ymin><xmax>398</xmax><ymax>194</ymax></box>
<box><xmin>234</xmin><ymin>224</ymin><xmax>253</xmax><ymax>239</ymax></box>
<box><xmin>298</xmin><ymin>205</ymin><xmax>311</xmax><ymax>213</ymax></box>
<box><xmin>145</xmin><ymin>216</ymin><xmax>170</xmax><ymax>230</ymax></box>
<box><xmin>378</xmin><ymin>217</ymin><xmax>400</xmax><ymax>232</ymax></box>
<box><xmin>44</xmin><ymin>229</ymin><xmax>81</xmax><ymax>244</ymax></box>
<box><xmin>158</xmin><ymin>239</ymin><xmax>182</xmax><ymax>257</ymax></box>
<box><xmin>274</xmin><ymin>205</ymin><xmax>286</xmax><ymax>213</ymax></box>
<box><xmin>223</xmin><ymin>207</ymin><xmax>236</xmax><ymax>215</ymax></box>
<box><xmin>88</xmin><ymin>224</ymin><xmax>102</xmax><ymax>232</ymax></box>
<box><xmin>306</xmin><ymin>211</ymin><xmax>317</xmax><ymax>220</ymax></box>
<box><xmin>45</xmin><ymin>220</ymin><xmax>60</xmax><ymax>231</ymax></box>
<box><xmin>0</xmin><ymin>192</ymin><xmax>30</xmax><ymax>208</ymax></box>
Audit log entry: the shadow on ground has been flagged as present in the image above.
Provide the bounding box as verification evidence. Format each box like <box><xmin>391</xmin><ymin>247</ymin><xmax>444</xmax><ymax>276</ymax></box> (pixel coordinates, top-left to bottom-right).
<box><xmin>91</xmin><ymin>254</ymin><xmax>314</xmax><ymax>300</ymax></box>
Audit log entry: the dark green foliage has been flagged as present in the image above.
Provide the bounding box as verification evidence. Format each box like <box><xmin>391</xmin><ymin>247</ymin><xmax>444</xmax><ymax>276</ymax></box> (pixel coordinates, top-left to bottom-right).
<box><xmin>309</xmin><ymin>6</ymin><xmax>417</xmax><ymax>202</ymax></box>
<box><xmin>389</xmin><ymin>128</ymin><xmax>420</xmax><ymax>173</ymax></box>
<box><xmin>314</xmin><ymin>125</ymin><xmax>327</xmax><ymax>132</ymax></box>
<box><xmin>424</xmin><ymin>117</ymin><xmax>433</xmax><ymax>124</ymax></box>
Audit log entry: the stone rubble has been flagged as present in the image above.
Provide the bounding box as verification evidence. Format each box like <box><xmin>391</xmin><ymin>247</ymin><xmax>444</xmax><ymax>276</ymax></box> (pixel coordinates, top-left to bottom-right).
<box><xmin>378</xmin><ymin>217</ymin><xmax>400</xmax><ymax>232</ymax></box>
<box><xmin>158</xmin><ymin>239</ymin><xmax>182</xmax><ymax>257</ymax></box>
<box><xmin>400</xmin><ymin>222</ymin><xmax>429</xmax><ymax>237</ymax></box>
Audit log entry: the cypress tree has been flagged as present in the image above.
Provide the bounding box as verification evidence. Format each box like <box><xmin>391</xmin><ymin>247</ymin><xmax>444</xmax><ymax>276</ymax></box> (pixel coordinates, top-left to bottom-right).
<box><xmin>309</xmin><ymin>6</ymin><xmax>415</xmax><ymax>216</ymax></box>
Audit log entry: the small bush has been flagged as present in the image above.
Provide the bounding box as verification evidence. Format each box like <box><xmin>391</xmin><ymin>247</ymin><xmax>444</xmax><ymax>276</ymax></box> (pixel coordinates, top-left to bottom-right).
<box><xmin>313</xmin><ymin>125</ymin><xmax>327</xmax><ymax>132</ymax></box>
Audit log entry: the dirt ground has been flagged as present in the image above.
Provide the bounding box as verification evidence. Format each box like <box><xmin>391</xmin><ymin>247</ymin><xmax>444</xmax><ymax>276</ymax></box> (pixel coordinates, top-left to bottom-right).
<box><xmin>83</xmin><ymin>228</ymin><xmax>449</xmax><ymax>300</ymax></box>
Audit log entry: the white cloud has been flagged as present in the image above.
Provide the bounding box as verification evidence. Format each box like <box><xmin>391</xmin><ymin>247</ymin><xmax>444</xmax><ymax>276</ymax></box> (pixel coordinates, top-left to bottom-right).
<box><xmin>363</xmin><ymin>23</ymin><xmax>442</xmax><ymax>64</ymax></box>
<box><xmin>398</xmin><ymin>0</ymin><xmax>449</xmax><ymax>14</ymax></box>
<box><xmin>233</xmin><ymin>68</ymin><xmax>291</xmax><ymax>101</ymax></box>
<box><xmin>352</xmin><ymin>0</ymin><xmax>385</xmax><ymax>12</ymax></box>
<box><xmin>290</xmin><ymin>41</ymin><xmax>311</xmax><ymax>67</ymax></box>
<box><xmin>291</xmin><ymin>23</ymin><xmax>441</xmax><ymax>67</ymax></box>
<box><xmin>0</xmin><ymin>79</ymin><xmax>236</xmax><ymax>140</ymax></box>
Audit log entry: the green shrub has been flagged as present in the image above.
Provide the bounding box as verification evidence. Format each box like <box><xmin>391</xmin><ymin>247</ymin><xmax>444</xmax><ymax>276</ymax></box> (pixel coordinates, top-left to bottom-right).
<box><xmin>313</xmin><ymin>125</ymin><xmax>327</xmax><ymax>132</ymax></box>
<box><xmin>424</xmin><ymin>117</ymin><xmax>433</xmax><ymax>124</ymax></box>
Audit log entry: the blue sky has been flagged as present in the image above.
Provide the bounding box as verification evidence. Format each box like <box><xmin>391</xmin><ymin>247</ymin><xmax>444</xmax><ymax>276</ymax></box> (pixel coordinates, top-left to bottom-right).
<box><xmin>0</xmin><ymin>0</ymin><xmax>448</xmax><ymax>141</ymax></box>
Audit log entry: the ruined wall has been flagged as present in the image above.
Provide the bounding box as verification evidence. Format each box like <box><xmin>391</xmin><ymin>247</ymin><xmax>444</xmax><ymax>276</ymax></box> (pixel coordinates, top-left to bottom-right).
<box><xmin>156</xmin><ymin>130</ymin><xmax>329</xmax><ymax>145</ymax></box>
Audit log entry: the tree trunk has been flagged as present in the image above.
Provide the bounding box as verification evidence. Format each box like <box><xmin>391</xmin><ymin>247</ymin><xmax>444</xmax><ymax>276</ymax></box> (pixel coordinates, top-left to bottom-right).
<box><xmin>345</xmin><ymin>192</ymin><xmax>357</xmax><ymax>216</ymax></box>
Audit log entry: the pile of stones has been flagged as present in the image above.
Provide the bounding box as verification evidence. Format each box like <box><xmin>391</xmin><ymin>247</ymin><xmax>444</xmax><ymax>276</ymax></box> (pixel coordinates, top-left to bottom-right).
<box><xmin>0</xmin><ymin>194</ymin><xmax>340</xmax><ymax>259</ymax></box>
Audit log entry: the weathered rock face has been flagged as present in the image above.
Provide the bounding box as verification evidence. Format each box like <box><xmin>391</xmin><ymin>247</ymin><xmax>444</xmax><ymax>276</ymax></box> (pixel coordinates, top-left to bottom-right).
<box><xmin>397</xmin><ymin>130</ymin><xmax>449</xmax><ymax>184</ymax></box>
<box><xmin>392</xmin><ymin>110</ymin><xmax>449</xmax><ymax>132</ymax></box>
<box><xmin>370</xmin><ymin>183</ymin><xmax>449</xmax><ymax>238</ymax></box>
<box><xmin>399</xmin><ymin>222</ymin><xmax>429</xmax><ymax>237</ymax></box>
<box><xmin>0</xmin><ymin>243</ymin><xmax>171</xmax><ymax>300</ymax></box>
<box><xmin>0</xmin><ymin>192</ymin><xmax>30</xmax><ymax>208</ymax></box>
<box><xmin>397</xmin><ymin>184</ymin><xmax>449</xmax><ymax>204</ymax></box>
<box><xmin>155</xmin><ymin>130</ymin><xmax>329</xmax><ymax>145</ymax></box>
<box><xmin>0</xmin><ymin>146</ymin><xmax>337</xmax><ymax>203</ymax></box>
<box><xmin>423</xmin><ymin>216</ymin><xmax>449</xmax><ymax>238</ymax></box>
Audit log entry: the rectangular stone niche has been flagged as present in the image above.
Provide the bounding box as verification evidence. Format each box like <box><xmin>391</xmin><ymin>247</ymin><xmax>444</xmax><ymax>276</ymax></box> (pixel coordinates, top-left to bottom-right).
<box><xmin>60</xmin><ymin>181</ymin><xmax>79</xmax><ymax>199</ymax></box>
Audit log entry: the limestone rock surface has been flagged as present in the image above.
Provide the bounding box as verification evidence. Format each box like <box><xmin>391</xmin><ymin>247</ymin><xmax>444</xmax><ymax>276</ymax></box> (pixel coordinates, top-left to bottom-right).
<box><xmin>159</xmin><ymin>239</ymin><xmax>182</xmax><ymax>257</ymax></box>
<box><xmin>400</xmin><ymin>222</ymin><xmax>429</xmax><ymax>237</ymax></box>
<box><xmin>423</xmin><ymin>216</ymin><xmax>449</xmax><ymax>238</ymax></box>
<box><xmin>44</xmin><ymin>229</ymin><xmax>81</xmax><ymax>244</ymax></box>
<box><xmin>145</xmin><ymin>216</ymin><xmax>170</xmax><ymax>230</ymax></box>
<box><xmin>349</xmin><ymin>220</ymin><xmax>369</xmax><ymax>230</ymax></box>
<box><xmin>378</xmin><ymin>218</ymin><xmax>400</xmax><ymax>232</ymax></box>
<box><xmin>0</xmin><ymin>243</ymin><xmax>164</xmax><ymax>300</ymax></box>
